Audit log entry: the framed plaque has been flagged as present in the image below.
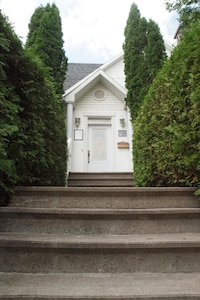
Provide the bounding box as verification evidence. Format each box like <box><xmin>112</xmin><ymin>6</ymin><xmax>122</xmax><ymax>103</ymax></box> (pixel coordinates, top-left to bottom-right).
<box><xmin>118</xmin><ymin>130</ymin><xmax>127</xmax><ymax>137</ymax></box>
<box><xmin>74</xmin><ymin>130</ymin><xmax>83</xmax><ymax>140</ymax></box>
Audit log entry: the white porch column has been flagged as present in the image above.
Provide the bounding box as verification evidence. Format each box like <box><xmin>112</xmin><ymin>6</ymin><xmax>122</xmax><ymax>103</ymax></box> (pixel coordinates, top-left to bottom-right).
<box><xmin>66</xmin><ymin>101</ymin><xmax>74</xmax><ymax>176</ymax></box>
<box><xmin>127</xmin><ymin>108</ymin><xmax>134</xmax><ymax>171</ymax></box>
<box><xmin>67</xmin><ymin>102</ymin><xmax>73</xmax><ymax>140</ymax></box>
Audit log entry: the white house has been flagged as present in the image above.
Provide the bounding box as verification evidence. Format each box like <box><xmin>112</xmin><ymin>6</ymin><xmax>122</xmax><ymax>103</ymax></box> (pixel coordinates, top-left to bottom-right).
<box><xmin>63</xmin><ymin>53</ymin><xmax>133</xmax><ymax>174</ymax></box>
<box><xmin>63</xmin><ymin>43</ymin><xmax>172</xmax><ymax>175</ymax></box>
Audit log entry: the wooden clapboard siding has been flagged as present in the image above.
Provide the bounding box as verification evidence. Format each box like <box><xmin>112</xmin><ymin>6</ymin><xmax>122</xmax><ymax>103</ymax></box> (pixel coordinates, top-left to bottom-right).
<box><xmin>76</xmin><ymin>83</ymin><xmax>124</xmax><ymax>111</ymax></box>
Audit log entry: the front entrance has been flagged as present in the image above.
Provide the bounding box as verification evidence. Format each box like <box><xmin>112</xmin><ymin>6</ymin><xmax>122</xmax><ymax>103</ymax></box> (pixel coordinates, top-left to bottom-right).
<box><xmin>87</xmin><ymin>124</ymin><xmax>113</xmax><ymax>172</ymax></box>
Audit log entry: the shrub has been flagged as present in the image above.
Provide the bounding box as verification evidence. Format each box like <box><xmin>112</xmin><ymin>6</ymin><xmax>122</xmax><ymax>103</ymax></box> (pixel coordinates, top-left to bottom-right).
<box><xmin>133</xmin><ymin>21</ymin><xmax>200</xmax><ymax>194</ymax></box>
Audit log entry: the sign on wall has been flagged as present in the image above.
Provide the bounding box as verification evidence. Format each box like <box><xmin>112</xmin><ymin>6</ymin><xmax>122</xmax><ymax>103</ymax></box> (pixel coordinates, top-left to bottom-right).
<box><xmin>74</xmin><ymin>130</ymin><xmax>83</xmax><ymax>140</ymax></box>
<box><xmin>118</xmin><ymin>130</ymin><xmax>127</xmax><ymax>137</ymax></box>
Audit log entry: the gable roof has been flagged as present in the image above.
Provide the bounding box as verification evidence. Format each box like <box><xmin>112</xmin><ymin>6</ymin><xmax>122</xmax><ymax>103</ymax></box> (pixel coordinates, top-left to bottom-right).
<box><xmin>63</xmin><ymin>53</ymin><xmax>127</xmax><ymax>106</ymax></box>
<box><xmin>64</xmin><ymin>63</ymin><xmax>102</xmax><ymax>90</ymax></box>
<box><xmin>63</xmin><ymin>69</ymin><xmax>127</xmax><ymax>106</ymax></box>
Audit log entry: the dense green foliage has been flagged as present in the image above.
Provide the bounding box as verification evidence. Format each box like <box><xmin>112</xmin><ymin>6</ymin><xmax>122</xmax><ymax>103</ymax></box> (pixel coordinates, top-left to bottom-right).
<box><xmin>165</xmin><ymin>0</ymin><xmax>200</xmax><ymax>25</ymax></box>
<box><xmin>123</xmin><ymin>3</ymin><xmax>166</xmax><ymax>121</ymax></box>
<box><xmin>0</xmin><ymin>12</ymin><xmax>23</xmax><ymax>198</ymax></box>
<box><xmin>133</xmin><ymin>21</ymin><xmax>200</xmax><ymax>192</ymax></box>
<box><xmin>0</xmin><ymin>10</ymin><xmax>67</xmax><ymax>202</ymax></box>
<box><xmin>26</xmin><ymin>3</ymin><xmax>68</xmax><ymax>95</ymax></box>
<box><xmin>15</xmin><ymin>52</ymin><xmax>67</xmax><ymax>187</ymax></box>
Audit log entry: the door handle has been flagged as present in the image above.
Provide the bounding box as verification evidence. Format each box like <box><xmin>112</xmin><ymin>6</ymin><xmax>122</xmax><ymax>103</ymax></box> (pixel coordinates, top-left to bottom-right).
<box><xmin>88</xmin><ymin>150</ymin><xmax>90</xmax><ymax>163</ymax></box>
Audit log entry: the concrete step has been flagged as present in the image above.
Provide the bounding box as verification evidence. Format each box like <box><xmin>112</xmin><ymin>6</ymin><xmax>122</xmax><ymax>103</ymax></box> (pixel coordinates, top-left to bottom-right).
<box><xmin>9</xmin><ymin>186</ymin><xmax>199</xmax><ymax>208</ymax></box>
<box><xmin>68</xmin><ymin>172</ymin><xmax>134</xmax><ymax>178</ymax></box>
<box><xmin>68</xmin><ymin>179</ymin><xmax>134</xmax><ymax>187</ymax></box>
<box><xmin>1</xmin><ymin>207</ymin><xmax>200</xmax><ymax>235</ymax></box>
<box><xmin>68</xmin><ymin>172</ymin><xmax>134</xmax><ymax>187</ymax></box>
<box><xmin>1</xmin><ymin>233</ymin><xmax>200</xmax><ymax>273</ymax></box>
<box><xmin>1</xmin><ymin>272</ymin><xmax>200</xmax><ymax>299</ymax></box>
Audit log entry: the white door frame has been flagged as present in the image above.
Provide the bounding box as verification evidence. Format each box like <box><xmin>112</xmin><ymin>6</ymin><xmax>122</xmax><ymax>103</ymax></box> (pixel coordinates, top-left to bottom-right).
<box><xmin>86</xmin><ymin>117</ymin><xmax>114</xmax><ymax>172</ymax></box>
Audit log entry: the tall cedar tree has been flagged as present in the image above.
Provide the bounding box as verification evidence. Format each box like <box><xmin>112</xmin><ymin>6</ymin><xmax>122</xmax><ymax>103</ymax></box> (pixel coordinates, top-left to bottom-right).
<box><xmin>123</xmin><ymin>3</ymin><xmax>166</xmax><ymax>121</ymax></box>
<box><xmin>26</xmin><ymin>3</ymin><xmax>68</xmax><ymax>96</ymax></box>
<box><xmin>0</xmin><ymin>10</ymin><xmax>67</xmax><ymax>202</ymax></box>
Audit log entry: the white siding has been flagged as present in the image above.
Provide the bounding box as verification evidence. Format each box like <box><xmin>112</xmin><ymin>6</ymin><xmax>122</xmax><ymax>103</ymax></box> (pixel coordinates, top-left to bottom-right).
<box><xmin>104</xmin><ymin>58</ymin><xmax>125</xmax><ymax>88</ymax></box>
<box><xmin>76</xmin><ymin>83</ymin><xmax>124</xmax><ymax>111</ymax></box>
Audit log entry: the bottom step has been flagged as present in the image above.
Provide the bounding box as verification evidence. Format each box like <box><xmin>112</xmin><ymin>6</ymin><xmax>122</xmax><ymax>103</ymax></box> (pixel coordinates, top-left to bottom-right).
<box><xmin>1</xmin><ymin>272</ymin><xmax>200</xmax><ymax>299</ymax></box>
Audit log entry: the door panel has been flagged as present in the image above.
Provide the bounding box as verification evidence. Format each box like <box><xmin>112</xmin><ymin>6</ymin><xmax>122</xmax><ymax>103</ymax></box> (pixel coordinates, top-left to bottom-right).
<box><xmin>88</xmin><ymin>125</ymin><xmax>112</xmax><ymax>172</ymax></box>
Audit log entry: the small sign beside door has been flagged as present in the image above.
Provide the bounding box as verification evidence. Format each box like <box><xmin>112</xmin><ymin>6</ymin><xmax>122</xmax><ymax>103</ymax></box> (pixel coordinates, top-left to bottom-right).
<box><xmin>118</xmin><ymin>130</ymin><xmax>127</xmax><ymax>137</ymax></box>
<box><xmin>74</xmin><ymin>129</ymin><xmax>83</xmax><ymax>140</ymax></box>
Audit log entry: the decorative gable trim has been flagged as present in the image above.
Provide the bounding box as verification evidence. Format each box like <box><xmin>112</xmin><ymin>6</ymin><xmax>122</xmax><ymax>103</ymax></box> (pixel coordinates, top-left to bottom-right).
<box><xmin>63</xmin><ymin>68</ymin><xmax>127</xmax><ymax>106</ymax></box>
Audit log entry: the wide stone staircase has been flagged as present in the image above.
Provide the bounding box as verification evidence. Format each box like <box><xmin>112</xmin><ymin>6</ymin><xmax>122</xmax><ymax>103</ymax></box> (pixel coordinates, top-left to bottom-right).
<box><xmin>0</xmin><ymin>172</ymin><xmax>200</xmax><ymax>299</ymax></box>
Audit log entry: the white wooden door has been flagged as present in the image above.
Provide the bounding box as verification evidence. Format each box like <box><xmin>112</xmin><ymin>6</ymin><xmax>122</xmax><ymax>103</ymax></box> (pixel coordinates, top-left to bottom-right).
<box><xmin>88</xmin><ymin>125</ymin><xmax>113</xmax><ymax>172</ymax></box>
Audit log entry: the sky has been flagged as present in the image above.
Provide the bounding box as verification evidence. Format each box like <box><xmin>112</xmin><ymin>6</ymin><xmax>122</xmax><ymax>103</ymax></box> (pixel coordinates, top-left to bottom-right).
<box><xmin>0</xmin><ymin>0</ymin><xmax>179</xmax><ymax>63</ymax></box>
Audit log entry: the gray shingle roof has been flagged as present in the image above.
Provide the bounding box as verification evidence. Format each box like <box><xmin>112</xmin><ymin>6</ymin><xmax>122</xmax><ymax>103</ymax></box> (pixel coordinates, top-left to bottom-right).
<box><xmin>64</xmin><ymin>63</ymin><xmax>102</xmax><ymax>91</ymax></box>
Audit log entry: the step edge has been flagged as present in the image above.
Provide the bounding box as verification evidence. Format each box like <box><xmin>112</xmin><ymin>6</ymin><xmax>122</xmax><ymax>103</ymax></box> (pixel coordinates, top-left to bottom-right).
<box><xmin>1</xmin><ymin>207</ymin><xmax>200</xmax><ymax>217</ymax></box>
<box><xmin>1</xmin><ymin>233</ymin><xmax>200</xmax><ymax>249</ymax></box>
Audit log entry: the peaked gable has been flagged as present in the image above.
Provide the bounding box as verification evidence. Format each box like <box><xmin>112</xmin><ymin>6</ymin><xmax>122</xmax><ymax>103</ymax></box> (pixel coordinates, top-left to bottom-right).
<box><xmin>63</xmin><ymin>53</ymin><xmax>127</xmax><ymax>105</ymax></box>
<box><xmin>76</xmin><ymin>82</ymin><xmax>125</xmax><ymax>111</ymax></box>
<box><xmin>63</xmin><ymin>68</ymin><xmax>127</xmax><ymax>105</ymax></box>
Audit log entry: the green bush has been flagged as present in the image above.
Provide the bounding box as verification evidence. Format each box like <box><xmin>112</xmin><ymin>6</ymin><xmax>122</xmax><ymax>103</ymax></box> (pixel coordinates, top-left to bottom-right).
<box><xmin>0</xmin><ymin>11</ymin><xmax>67</xmax><ymax>202</ymax></box>
<box><xmin>0</xmin><ymin>12</ymin><xmax>23</xmax><ymax>200</ymax></box>
<box><xmin>15</xmin><ymin>52</ymin><xmax>67</xmax><ymax>187</ymax></box>
<box><xmin>133</xmin><ymin>21</ymin><xmax>200</xmax><ymax>193</ymax></box>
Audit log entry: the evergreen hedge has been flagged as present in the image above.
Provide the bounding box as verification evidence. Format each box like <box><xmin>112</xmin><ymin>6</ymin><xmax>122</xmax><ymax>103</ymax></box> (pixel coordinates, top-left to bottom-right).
<box><xmin>133</xmin><ymin>21</ymin><xmax>200</xmax><ymax>194</ymax></box>
<box><xmin>0</xmin><ymin>12</ymin><xmax>23</xmax><ymax>199</ymax></box>
<box><xmin>0</xmin><ymin>11</ymin><xmax>67</xmax><ymax>203</ymax></box>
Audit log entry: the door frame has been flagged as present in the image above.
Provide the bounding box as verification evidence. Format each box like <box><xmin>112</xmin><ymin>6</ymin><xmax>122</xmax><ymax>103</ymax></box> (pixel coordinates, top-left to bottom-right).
<box><xmin>86</xmin><ymin>117</ymin><xmax>114</xmax><ymax>172</ymax></box>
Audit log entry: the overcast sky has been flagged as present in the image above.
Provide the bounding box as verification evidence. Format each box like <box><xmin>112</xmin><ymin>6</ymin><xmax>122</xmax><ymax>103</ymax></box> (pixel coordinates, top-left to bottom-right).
<box><xmin>0</xmin><ymin>0</ymin><xmax>179</xmax><ymax>63</ymax></box>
